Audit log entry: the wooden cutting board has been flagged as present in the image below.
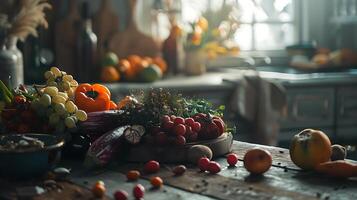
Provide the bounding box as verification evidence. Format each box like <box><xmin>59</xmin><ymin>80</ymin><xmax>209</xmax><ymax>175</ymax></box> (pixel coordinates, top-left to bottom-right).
<box><xmin>55</xmin><ymin>0</ymin><xmax>80</xmax><ymax>75</ymax></box>
<box><xmin>126</xmin><ymin>133</ymin><xmax>233</xmax><ymax>163</ymax></box>
<box><xmin>108</xmin><ymin>0</ymin><xmax>160</xmax><ymax>58</ymax></box>
<box><xmin>93</xmin><ymin>0</ymin><xmax>120</xmax><ymax>58</ymax></box>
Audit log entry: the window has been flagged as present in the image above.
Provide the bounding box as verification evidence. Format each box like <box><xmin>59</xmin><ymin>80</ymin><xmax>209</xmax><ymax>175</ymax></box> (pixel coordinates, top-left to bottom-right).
<box><xmin>181</xmin><ymin>0</ymin><xmax>296</xmax><ymax>51</ymax></box>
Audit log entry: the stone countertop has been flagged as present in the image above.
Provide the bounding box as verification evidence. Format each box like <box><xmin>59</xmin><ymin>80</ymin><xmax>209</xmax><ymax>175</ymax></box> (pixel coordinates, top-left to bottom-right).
<box><xmin>104</xmin><ymin>68</ymin><xmax>357</xmax><ymax>94</ymax></box>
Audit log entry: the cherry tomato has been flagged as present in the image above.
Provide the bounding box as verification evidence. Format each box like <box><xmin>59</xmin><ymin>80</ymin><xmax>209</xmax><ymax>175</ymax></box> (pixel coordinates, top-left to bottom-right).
<box><xmin>184</xmin><ymin>118</ymin><xmax>195</xmax><ymax>126</ymax></box>
<box><xmin>227</xmin><ymin>153</ymin><xmax>238</xmax><ymax>166</ymax></box>
<box><xmin>174</xmin><ymin>124</ymin><xmax>186</xmax><ymax>136</ymax></box>
<box><xmin>133</xmin><ymin>184</ymin><xmax>145</xmax><ymax>199</ymax></box>
<box><xmin>198</xmin><ymin>157</ymin><xmax>210</xmax><ymax>171</ymax></box>
<box><xmin>175</xmin><ymin>135</ymin><xmax>186</xmax><ymax>145</ymax></box>
<box><xmin>114</xmin><ymin>190</ymin><xmax>128</xmax><ymax>200</ymax></box>
<box><xmin>126</xmin><ymin>170</ymin><xmax>140</xmax><ymax>181</ymax></box>
<box><xmin>150</xmin><ymin>176</ymin><xmax>163</xmax><ymax>188</ymax></box>
<box><xmin>174</xmin><ymin>117</ymin><xmax>185</xmax><ymax>125</ymax></box>
<box><xmin>192</xmin><ymin>122</ymin><xmax>201</xmax><ymax>132</ymax></box>
<box><xmin>207</xmin><ymin>161</ymin><xmax>221</xmax><ymax>174</ymax></box>
<box><xmin>144</xmin><ymin>160</ymin><xmax>160</xmax><ymax>173</ymax></box>
<box><xmin>92</xmin><ymin>182</ymin><xmax>106</xmax><ymax>198</ymax></box>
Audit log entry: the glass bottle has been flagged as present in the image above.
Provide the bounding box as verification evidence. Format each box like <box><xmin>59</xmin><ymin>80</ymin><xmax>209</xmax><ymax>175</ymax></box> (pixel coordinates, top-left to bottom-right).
<box><xmin>76</xmin><ymin>2</ymin><xmax>98</xmax><ymax>83</ymax></box>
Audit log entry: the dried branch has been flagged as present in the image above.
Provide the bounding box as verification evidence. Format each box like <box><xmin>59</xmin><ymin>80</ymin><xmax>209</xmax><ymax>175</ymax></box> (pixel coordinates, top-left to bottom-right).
<box><xmin>8</xmin><ymin>0</ymin><xmax>51</xmax><ymax>41</ymax></box>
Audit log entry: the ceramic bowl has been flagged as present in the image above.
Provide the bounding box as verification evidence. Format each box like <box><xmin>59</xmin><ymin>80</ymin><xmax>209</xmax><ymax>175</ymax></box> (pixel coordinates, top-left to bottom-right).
<box><xmin>0</xmin><ymin>134</ymin><xmax>64</xmax><ymax>178</ymax></box>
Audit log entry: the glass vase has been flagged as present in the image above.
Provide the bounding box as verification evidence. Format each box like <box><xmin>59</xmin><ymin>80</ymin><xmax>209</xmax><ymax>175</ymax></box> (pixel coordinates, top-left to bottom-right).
<box><xmin>6</xmin><ymin>37</ymin><xmax>24</xmax><ymax>85</ymax></box>
<box><xmin>0</xmin><ymin>37</ymin><xmax>19</xmax><ymax>87</ymax></box>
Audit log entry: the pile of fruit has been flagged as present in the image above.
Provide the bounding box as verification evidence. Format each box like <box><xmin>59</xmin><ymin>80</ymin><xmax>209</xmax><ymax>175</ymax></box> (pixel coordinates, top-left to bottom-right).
<box><xmin>0</xmin><ymin>67</ymin><xmax>87</xmax><ymax>135</ymax></box>
<box><xmin>289</xmin><ymin>129</ymin><xmax>357</xmax><ymax>178</ymax></box>
<box><xmin>100</xmin><ymin>52</ymin><xmax>167</xmax><ymax>83</ymax></box>
<box><xmin>146</xmin><ymin>113</ymin><xmax>225</xmax><ymax>146</ymax></box>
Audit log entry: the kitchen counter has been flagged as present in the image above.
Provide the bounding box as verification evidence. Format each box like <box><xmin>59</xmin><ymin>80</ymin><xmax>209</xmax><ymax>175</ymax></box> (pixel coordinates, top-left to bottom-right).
<box><xmin>105</xmin><ymin>67</ymin><xmax>357</xmax><ymax>93</ymax></box>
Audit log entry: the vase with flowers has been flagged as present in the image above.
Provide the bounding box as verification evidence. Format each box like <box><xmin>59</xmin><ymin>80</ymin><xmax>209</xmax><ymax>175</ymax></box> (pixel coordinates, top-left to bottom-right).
<box><xmin>184</xmin><ymin>17</ymin><xmax>209</xmax><ymax>76</ymax></box>
<box><xmin>184</xmin><ymin>3</ymin><xmax>240</xmax><ymax>75</ymax></box>
<box><xmin>0</xmin><ymin>0</ymin><xmax>50</xmax><ymax>87</ymax></box>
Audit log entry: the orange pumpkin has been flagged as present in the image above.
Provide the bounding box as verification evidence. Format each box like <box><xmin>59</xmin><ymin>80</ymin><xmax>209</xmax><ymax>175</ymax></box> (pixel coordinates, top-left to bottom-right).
<box><xmin>290</xmin><ymin>129</ymin><xmax>332</xmax><ymax>170</ymax></box>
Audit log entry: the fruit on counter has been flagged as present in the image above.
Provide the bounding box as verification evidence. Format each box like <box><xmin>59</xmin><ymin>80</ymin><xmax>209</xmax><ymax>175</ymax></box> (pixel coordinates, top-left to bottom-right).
<box><xmin>144</xmin><ymin>160</ymin><xmax>160</xmax><ymax>174</ymax></box>
<box><xmin>147</xmin><ymin>113</ymin><xmax>224</xmax><ymax>146</ymax></box>
<box><xmin>173</xmin><ymin>165</ymin><xmax>186</xmax><ymax>176</ymax></box>
<box><xmin>193</xmin><ymin>113</ymin><xmax>225</xmax><ymax>140</ymax></box>
<box><xmin>226</xmin><ymin>153</ymin><xmax>238</xmax><ymax>166</ymax></box>
<box><xmin>138</xmin><ymin>64</ymin><xmax>163</xmax><ymax>82</ymax></box>
<box><xmin>114</xmin><ymin>189</ymin><xmax>129</xmax><ymax>200</ymax></box>
<box><xmin>198</xmin><ymin>157</ymin><xmax>211</xmax><ymax>171</ymax></box>
<box><xmin>150</xmin><ymin>176</ymin><xmax>163</xmax><ymax>188</ymax></box>
<box><xmin>127</xmin><ymin>170</ymin><xmax>141</xmax><ymax>181</ymax></box>
<box><xmin>289</xmin><ymin>129</ymin><xmax>332</xmax><ymax>170</ymax></box>
<box><xmin>331</xmin><ymin>144</ymin><xmax>347</xmax><ymax>161</ymax></box>
<box><xmin>92</xmin><ymin>181</ymin><xmax>106</xmax><ymax>198</ymax></box>
<box><xmin>99</xmin><ymin>53</ymin><xmax>168</xmax><ymax>83</ymax></box>
<box><xmin>101</xmin><ymin>66</ymin><xmax>120</xmax><ymax>82</ymax></box>
<box><xmin>207</xmin><ymin>161</ymin><xmax>221</xmax><ymax>174</ymax></box>
<box><xmin>74</xmin><ymin>83</ymin><xmax>111</xmax><ymax>113</ymax></box>
<box><xmin>315</xmin><ymin>160</ymin><xmax>357</xmax><ymax>178</ymax></box>
<box><xmin>187</xmin><ymin>145</ymin><xmax>213</xmax><ymax>164</ymax></box>
<box><xmin>243</xmin><ymin>148</ymin><xmax>272</xmax><ymax>175</ymax></box>
<box><xmin>101</xmin><ymin>52</ymin><xmax>119</xmax><ymax>67</ymax></box>
<box><xmin>1</xmin><ymin>67</ymin><xmax>87</xmax><ymax>134</ymax></box>
<box><xmin>133</xmin><ymin>184</ymin><xmax>145</xmax><ymax>199</ymax></box>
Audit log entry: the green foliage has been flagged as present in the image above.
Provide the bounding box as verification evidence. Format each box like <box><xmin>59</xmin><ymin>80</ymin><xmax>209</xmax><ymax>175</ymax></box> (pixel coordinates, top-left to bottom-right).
<box><xmin>120</xmin><ymin>89</ymin><xmax>225</xmax><ymax>129</ymax></box>
<box><xmin>182</xmin><ymin>99</ymin><xmax>225</xmax><ymax>118</ymax></box>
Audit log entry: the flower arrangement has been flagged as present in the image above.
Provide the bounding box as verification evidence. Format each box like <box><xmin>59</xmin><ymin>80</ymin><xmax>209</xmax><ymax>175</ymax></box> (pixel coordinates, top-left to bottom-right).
<box><xmin>184</xmin><ymin>3</ymin><xmax>240</xmax><ymax>59</ymax></box>
<box><xmin>0</xmin><ymin>0</ymin><xmax>51</xmax><ymax>41</ymax></box>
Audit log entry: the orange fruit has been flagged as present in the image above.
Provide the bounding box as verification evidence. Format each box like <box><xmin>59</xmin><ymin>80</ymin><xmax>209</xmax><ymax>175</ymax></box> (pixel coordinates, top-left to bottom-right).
<box><xmin>127</xmin><ymin>170</ymin><xmax>141</xmax><ymax>181</ymax></box>
<box><xmin>243</xmin><ymin>148</ymin><xmax>272</xmax><ymax>174</ymax></box>
<box><xmin>117</xmin><ymin>59</ymin><xmax>131</xmax><ymax>73</ymax></box>
<box><xmin>153</xmin><ymin>57</ymin><xmax>167</xmax><ymax>73</ymax></box>
<box><xmin>127</xmin><ymin>55</ymin><xmax>142</xmax><ymax>69</ymax></box>
<box><xmin>290</xmin><ymin>129</ymin><xmax>331</xmax><ymax>170</ymax></box>
<box><xmin>92</xmin><ymin>182</ymin><xmax>106</xmax><ymax>198</ymax></box>
<box><xmin>134</xmin><ymin>59</ymin><xmax>150</xmax><ymax>73</ymax></box>
<box><xmin>101</xmin><ymin>66</ymin><xmax>120</xmax><ymax>82</ymax></box>
<box><xmin>150</xmin><ymin>176</ymin><xmax>163</xmax><ymax>188</ymax></box>
<box><xmin>143</xmin><ymin>56</ymin><xmax>153</xmax><ymax>64</ymax></box>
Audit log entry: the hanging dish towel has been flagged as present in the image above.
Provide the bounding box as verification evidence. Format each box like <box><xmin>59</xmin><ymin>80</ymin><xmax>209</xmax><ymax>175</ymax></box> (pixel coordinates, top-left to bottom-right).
<box><xmin>224</xmin><ymin>70</ymin><xmax>287</xmax><ymax>145</ymax></box>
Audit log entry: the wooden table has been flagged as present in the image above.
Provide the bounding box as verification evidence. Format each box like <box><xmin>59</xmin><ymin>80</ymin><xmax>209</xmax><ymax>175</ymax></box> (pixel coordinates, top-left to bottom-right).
<box><xmin>1</xmin><ymin>141</ymin><xmax>357</xmax><ymax>200</ymax></box>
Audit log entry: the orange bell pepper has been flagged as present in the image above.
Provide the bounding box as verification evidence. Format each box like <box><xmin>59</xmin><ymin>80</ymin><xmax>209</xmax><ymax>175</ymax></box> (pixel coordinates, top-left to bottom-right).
<box><xmin>75</xmin><ymin>83</ymin><xmax>111</xmax><ymax>113</ymax></box>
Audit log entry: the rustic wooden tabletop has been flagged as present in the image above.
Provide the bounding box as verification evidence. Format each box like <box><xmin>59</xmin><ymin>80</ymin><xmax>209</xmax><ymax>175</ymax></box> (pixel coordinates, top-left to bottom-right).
<box><xmin>1</xmin><ymin>141</ymin><xmax>356</xmax><ymax>200</ymax></box>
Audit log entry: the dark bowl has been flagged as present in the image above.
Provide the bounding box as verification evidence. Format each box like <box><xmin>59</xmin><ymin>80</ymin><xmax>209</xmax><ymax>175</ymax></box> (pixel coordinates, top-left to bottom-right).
<box><xmin>0</xmin><ymin>134</ymin><xmax>64</xmax><ymax>179</ymax></box>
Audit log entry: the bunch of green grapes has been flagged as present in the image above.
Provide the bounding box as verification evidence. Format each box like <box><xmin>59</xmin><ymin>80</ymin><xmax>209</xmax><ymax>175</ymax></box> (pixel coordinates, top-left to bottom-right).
<box><xmin>31</xmin><ymin>67</ymin><xmax>87</xmax><ymax>134</ymax></box>
<box><xmin>44</xmin><ymin>67</ymin><xmax>79</xmax><ymax>99</ymax></box>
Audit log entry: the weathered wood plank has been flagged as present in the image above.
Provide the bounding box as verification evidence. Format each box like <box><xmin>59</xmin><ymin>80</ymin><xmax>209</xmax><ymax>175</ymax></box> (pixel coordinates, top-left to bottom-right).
<box><xmin>231</xmin><ymin>141</ymin><xmax>300</xmax><ymax>170</ymax></box>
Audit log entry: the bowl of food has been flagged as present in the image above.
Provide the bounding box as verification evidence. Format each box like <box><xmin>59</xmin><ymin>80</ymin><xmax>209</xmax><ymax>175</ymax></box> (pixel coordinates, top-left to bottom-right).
<box><xmin>0</xmin><ymin>134</ymin><xmax>64</xmax><ymax>178</ymax></box>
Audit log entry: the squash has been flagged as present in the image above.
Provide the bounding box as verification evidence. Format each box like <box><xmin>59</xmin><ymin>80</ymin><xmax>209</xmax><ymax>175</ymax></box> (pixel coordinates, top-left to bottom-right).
<box><xmin>315</xmin><ymin>160</ymin><xmax>357</xmax><ymax>178</ymax></box>
<box><xmin>289</xmin><ymin>129</ymin><xmax>331</xmax><ymax>170</ymax></box>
